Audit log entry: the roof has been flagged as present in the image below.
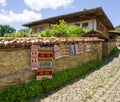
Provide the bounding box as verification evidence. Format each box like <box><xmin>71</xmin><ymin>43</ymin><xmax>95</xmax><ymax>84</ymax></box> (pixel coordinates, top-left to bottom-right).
<box><xmin>0</xmin><ymin>37</ymin><xmax>104</xmax><ymax>48</ymax></box>
<box><xmin>109</xmin><ymin>30</ymin><xmax>120</xmax><ymax>34</ymax></box>
<box><xmin>23</xmin><ymin>7</ymin><xmax>114</xmax><ymax>30</ymax></box>
<box><xmin>85</xmin><ymin>30</ymin><xmax>103</xmax><ymax>34</ymax></box>
<box><xmin>109</xmin><ymin>30</ymin><xmax>120</xmax><ymax>39</ymax></box>
<box><xmin>83</xmin><ymin>30</ymin><xmax>110</xmax><ymax>40</ymax></box>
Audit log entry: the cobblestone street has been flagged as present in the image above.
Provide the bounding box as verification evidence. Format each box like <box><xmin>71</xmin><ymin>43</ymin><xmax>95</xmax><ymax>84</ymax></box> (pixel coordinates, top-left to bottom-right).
<box><xmin>40</xmin><ymin>53</ymin><xmax>120</xmax><ymax>102</ymax></box>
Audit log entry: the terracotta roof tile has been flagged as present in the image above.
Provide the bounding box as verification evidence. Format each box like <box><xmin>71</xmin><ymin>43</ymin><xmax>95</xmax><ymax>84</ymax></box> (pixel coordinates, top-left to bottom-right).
<box><xmin>0</xmin><ymin>37</ymin><xmax>104</xmax><ymax>48</ymax></box>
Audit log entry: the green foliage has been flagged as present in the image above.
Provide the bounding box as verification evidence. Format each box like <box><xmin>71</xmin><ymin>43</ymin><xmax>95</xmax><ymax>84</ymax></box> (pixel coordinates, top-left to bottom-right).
<box><xmin>3</xmin><ymin>20</ymin><xmax>89</xmax><ymax>38</ymax></box>
<box><xmin>27</xmin><ymin>33</ymin><xmax>42</xmax><ymax>37</ymax></box>
<box><xmin>53</xmin><ymin>20</ymin><xmax>68</xmax><ymax>37</ymax></box>
<box><xmin>4</xmin><ymin>33</ymin><xmax>16</xmax><ymax>38</ymax></box>
<box><xmin>116</xmin><ymin>36</ymin><xmax>120</xmax><ymax>40</ymax></box>
<box><xmin>41</xmin><ymin>20</ymin><xmax>89</xmax><ymax>37</ymax></box>
<box><xmin>0</xmin><ymin>60</ymin><xmax>101</xmax><ymax>102</ymax></box>
<box><xmin>115</xmin><ymin>25</ymin><xmax>120</xmax><ymax>31</ymax></box>
<box><xmin>4</xmin><ymin>28</ymin><xmax>31</xmax><ymax>38</ymax></box>
<box><xmin>115</xmin><ymin>25</ymin><xmax>120</xmax><ymax>40</ymax></box>
<box><xmin>67</xmin><ymin>25</ymin><xmax>84</xmax><ymax>37</ymax></box>
<box><xmin>110</xmin><ymin>47</ymin><xmax>119</xmax><ymax>56</ymax></box>
<box><xmin>41</xmin><ymin>29</ymin><xmax>55</xmax><ymax>37</ymax></box>
<box><xmin>0</xmin><ymin>24</ymin><xmax>16</xmax><ymax>37</ymax></box>
<box><xmin>16</xmin><ymin>28</ymin><xmax>30</xmax><ymax>37</ymax></box>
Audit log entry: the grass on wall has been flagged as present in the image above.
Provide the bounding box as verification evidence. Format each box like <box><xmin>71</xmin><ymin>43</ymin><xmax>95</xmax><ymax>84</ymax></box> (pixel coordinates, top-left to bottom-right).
<box><xmin>0</xmin><ymin>47</ymin><xmax>119</xmax><ymax>102</ymax></box>
<box><xmin>110</xmin><ymin>47</ymin><xmax>119</xmax><ymax>56</ymax></box>
<box><xmin>0</xmin><ymin>60</ymin><xmax>101</xmax><ymax>102</ymax></box>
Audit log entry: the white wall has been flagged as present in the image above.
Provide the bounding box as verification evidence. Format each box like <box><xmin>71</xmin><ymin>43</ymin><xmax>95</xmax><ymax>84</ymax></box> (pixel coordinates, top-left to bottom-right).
<box><xmin>68</xmin><ymin>19</ymin><xmax>97</xmax><ymax>30</ymax></box>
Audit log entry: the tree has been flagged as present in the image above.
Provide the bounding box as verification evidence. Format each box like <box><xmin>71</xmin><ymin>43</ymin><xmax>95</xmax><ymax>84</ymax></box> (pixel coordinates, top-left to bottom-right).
<box><xmin>3</xmin><ymin>20</ymin><xmax>89</xmax><ymax>38</ymax></box>
<box><xmin>15</xmin><ymin>28</ymin><xmax>30</xmax><ymax>37</ymax></box>
<box><xmin>41</xmin><ymin>20</ymin><xmax>89</xmax><ymax>37</ymax></box>
<box><xmin>115</xmin><ymin>25</ymin><xmax>120</xmax><ymax>40</ymax></box>
<box><xmin>0</xmin><ymin>24</ymin><xmax>16</xmax><ymax>37</ymax></box>
<box><xmin>115</xmin><ymin>25</ymin><xmax>120</xmax><ymax>31</ymax></box>
<box><xmin>18</xmin><ymin>28</ymin><xmax>30</xmax><ymax>34</ymax></box>
<box><xmin>4</xmin><ymin>28</ymin><xmax>30</xmax><ymax>37</ymax></box>
<box><xmin>53</xmin><ymin>20</ymin><xmax>68</xmax><ymax>37</ymax></box>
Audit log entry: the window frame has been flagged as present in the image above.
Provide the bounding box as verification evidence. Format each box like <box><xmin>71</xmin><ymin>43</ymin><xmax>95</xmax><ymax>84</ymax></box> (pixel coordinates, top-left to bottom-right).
<box><xmin>40</xmin><ymin>25</ymin><xmax>45</xmax><ymax>32</ymax></box>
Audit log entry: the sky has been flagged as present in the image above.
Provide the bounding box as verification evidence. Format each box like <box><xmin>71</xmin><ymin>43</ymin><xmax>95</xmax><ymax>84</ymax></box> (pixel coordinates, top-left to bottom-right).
<box><xmin>0</xmin><ymin>0</ymin><xmax>120</xmax><ymax>31</ymax></box>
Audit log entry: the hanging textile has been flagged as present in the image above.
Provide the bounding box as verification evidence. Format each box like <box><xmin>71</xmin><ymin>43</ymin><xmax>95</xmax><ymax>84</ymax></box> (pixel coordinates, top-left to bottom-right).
<box><xmin>54</xmin><ymin>44</ymin><xmax>62</xmax><ymax>59</ymax></box>
<box><xmin>38</xmin><ymin>61</ymin><xmax>53</xmax><ymax>68</ymax></box>
<box><xmin>36</xmin><ymin>70</ymin><xmax>52</xmax><ymax>80</ymax></box>
<box><xmin>78</xmin><ymin>42</ymin><xmax>85</xmax><ymax>53</ymax></box>
<box><xmin>60</xmin><ymin>43</ymin><xmax>66</xmax><ymax>56</ymax></box>
<box><xmin>74</xmin><ymin>43</ymin><xmax>80</xmax><ymax>54</ymax></box>
<box><xmin>31</xmin><ymin>45</ymin><xmax>38</xmax><ymax>70</ymax></box>
<box><xmin>69</xmin><ymin>44</ymin><xmax>75</xmax><ymax>56</ymax></box>
<box><xmin>36</xmin><ymin>45</ymin><xmax>53</xmax><ymax>80</ymax></box>
<box><xmin>65</xmin><ymin>43</ymin><xmax>70</xmax><ymax>56</ymax></box>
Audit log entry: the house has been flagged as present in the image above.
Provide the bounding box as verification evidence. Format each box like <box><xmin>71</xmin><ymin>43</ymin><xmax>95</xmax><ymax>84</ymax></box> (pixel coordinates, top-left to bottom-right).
<box><xmin>23</xmin><ymin>7</ymin><xmax>120</xmax><ymax>41</ymax></box>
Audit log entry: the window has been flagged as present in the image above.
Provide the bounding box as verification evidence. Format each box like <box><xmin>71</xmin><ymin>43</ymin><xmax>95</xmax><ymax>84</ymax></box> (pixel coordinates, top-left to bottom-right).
<box><xmin>75</xmin><ymin>23</ymin><xmax>80</xmax><ymax>27</ymax></box>
<box><xmin>82</xmin><ymin>22</ymin><xmax>88</xmax><ymax>28</ymax></box>
<box><xmin>40</xmin><ymin>26</ymin><xmax>44</xmax><ymax>32</ymax></box>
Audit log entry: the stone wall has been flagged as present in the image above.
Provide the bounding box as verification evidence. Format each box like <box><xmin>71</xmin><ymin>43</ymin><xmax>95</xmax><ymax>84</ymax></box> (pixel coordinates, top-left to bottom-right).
<box><xmin>53</xmin><ymin>42</ymin><xmax>102</xmax><ymax>73</ymax></box>
<box><xmin>0</xmin><ymin>42</ymin><xmax>102</xmax><ymax>91</ymax></box>
<box><xmin>108</xmin><ymin>41</ymin><xmax>117</xmax><ymax>55</ymax></box>
<box><xmin>102</xmin><ymin>41</ymin><xmax>116</xmax><ymax>57</ymax></box>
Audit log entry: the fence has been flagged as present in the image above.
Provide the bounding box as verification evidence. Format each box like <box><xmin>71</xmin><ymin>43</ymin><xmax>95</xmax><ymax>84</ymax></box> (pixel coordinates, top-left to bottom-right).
<box><xmin>0</xmin><ymin>37</ymin><xmax>103</xmax><ymax>91</ymax></box>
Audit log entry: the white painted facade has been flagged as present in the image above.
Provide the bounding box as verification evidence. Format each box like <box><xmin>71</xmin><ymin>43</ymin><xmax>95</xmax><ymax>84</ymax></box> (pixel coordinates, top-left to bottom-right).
<box><xmin>68</xmin><ymin>19</ymin><xmax>97</xmax><ymax>30</ymax></box>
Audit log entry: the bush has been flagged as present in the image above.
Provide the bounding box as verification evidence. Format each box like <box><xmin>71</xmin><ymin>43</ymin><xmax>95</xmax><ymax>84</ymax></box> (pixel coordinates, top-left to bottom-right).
<box><xmin>0</xmin><ymin>60</ymin><xmax>101</xmax><ymax>102</ymax></box>
<box><xmin>4</xmin><ymin>33</ymin><xmax>16</xmax><ymax>38</ymax></box>
<box><xmin>41</xmin><ymin>29</ymin><xmax>55</xmax><ymax>37</ymax></box>
<box><xmin>110</xmin><ymin>47</ymin><xmax>119</xmax><ymax>56</ymax></box>
<box><xmin>3</xmin><ymin>20</ymin><xmax>89</xmax><ymax>38</ymax></box>
<box><xmin>41</xmin><ymin>20</ymin><xmax>89</xmax><ymax>37</ymax></box>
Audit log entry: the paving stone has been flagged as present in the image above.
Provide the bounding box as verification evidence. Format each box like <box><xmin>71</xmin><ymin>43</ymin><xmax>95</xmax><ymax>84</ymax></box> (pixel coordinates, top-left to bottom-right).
<box><xmin>114</xmin><ymin>98</ymin><xmax>120</xmax><ymax>102</ymax></box>
<box><xmin>94</xmin><ymin>94</ymin><xmax>100</xmax><ymax>98</ymax></box>
<box><xmin>86</xmin><ymin>99</ymin><xmax>95</xmax><ymax>102</ymax></box>
<box><xmin>39</xmin><ymin>54</ymin><xmax>120</xmax><ymax>102</ymax></box>
<box><xmin>98</xmin><ymin>100</ymin><xmax>104</xmax><ymax>102</ymax></box>
<box><xmin>43</xmin><ymin>98</ymin><xmax>51</xmax><ymax>102</ymax></box>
